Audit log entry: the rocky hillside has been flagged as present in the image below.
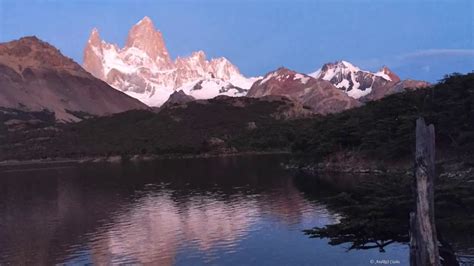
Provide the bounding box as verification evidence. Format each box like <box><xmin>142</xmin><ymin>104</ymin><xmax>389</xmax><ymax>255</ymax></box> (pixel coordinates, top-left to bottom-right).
<box><xmin>160</xmin><ymin>90</ymin><xmax>195</xmax><ymax>109</ymax></box>
<box><xmin>247</xmin><ymin>67</ymin><xmax>361</xmax><ymax>114</ymax></box>
<box><xmin>0</xmin><ymin>36</ymin><xmax>148</xmax><ymax>121</ymax></box>
<box><xmin>247</xmin><ymin>62</ymin><xmax>429</xmax><ymax>115</ymax></box>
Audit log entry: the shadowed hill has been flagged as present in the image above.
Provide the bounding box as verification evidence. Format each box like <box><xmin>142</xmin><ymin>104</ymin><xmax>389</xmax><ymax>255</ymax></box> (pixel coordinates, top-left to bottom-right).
<box><xmin>0</xmin><ymin>96</ymin><xmax>311</xmax><ymax>160</ymax></box>
<box><xmin>1</xmin><ymin>72</ymin><xmax>473</xmax><ymax>163</ymax></box>
<box><xmin>0</xmin><ymin>36</ymin><xmax>148</xmax><ymax>122</ymax></box>
<box><xmin>292</xmin><ymin>72</ymin><xmax>474</xmax><ymax>163</ymax></box>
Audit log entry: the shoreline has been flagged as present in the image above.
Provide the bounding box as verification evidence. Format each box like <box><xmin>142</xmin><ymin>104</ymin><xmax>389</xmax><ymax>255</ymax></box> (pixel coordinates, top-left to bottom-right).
<box><xmin>3</xmin><ymin>151</ymin><xmax>471</xmax><ymax>180</ymax></box>
<box><xmin>285</xmin><ymin>157</ymin><xmax>474</xmax><ymax>180</ymax></box>
<box><xmin>283</xmin><ymin>161</ymin><xmax>411</xmax><ymax>176</ymax></box>
<box><xmin>0</xmin><ymin>150</ymin><xmax>290</xmax><ymax>169</ymax></box>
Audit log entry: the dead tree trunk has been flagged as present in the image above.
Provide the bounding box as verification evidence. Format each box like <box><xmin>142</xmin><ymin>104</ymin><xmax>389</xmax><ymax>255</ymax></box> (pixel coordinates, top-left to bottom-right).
<box><xmin>410</xmin><ymin>118</ymin><xmax>440</xmax><ymax>266</ymax></box>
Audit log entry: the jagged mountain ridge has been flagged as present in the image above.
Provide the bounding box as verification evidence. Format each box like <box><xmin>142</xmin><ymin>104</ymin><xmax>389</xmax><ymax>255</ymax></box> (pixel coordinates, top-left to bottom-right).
<box><xmin>83</xmin><ymin>16</ymin><xmax>429</xmax><ymax>110</ymax></box>
<box><xmin>247</xmin><ymin>63</ymin><xmax>428</xmax><ymax>114</ymax></box>
<box><xmin>309</xmin><ymin>60</ymin><xmax>430</xmax><ymax>100</ymax></box>
<box><xmin>248</xmin><ymin>67</ymin><xmax>361</xmax><ymax>114</ymax></box>
<box><xmin>83</xmin><ymin>16</ymin><xmax>258</xmax><ymax>106</ymax></box>
<box><xmin>0</xmin><ymin>36</ymin><xmax>148</xmax><ymax>121</ymax></box>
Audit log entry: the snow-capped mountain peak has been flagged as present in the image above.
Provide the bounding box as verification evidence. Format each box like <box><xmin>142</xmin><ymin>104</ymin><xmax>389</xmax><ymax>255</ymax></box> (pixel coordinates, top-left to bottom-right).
<box><xmin>312</xmin><ymin>60</ymin><xmax>362</xmax><ymax>79</ymax></box>
<box><xmin>88</xmin><ymin>28</ymin><xmax>101</xmax><ymax>45</ymax></box>
<box><xmin>83</xmin><ymin>16</ymin><xmax>258</xmax><ymax>106</ymax></box>
<box><xmin>375</xmin><ymin>66</ymin><xmax>400</xmax><ymax>82</ymax></box>
<box><xmin>339</xmin><ymin>60</ymin><xmax>360</xmax><ymax>72</ymax></box>
<box><xmin>253</xmin><ymin>67</ymin><xmax>318</xmax><ymax>93</ymax></box>
<box><xmin>309</xmin><ymin>60</ymin><xmax>396</xmax><ymax>99</ymax></box>
<box><xmin>307</xmin><ymin>60</ymin><xmax>429</xmax><ymax>101</ymax></box>
<box><xmin>247</xmin><ymin>67</ymin><xmax>361</xmax><ymax>115</ymax></box>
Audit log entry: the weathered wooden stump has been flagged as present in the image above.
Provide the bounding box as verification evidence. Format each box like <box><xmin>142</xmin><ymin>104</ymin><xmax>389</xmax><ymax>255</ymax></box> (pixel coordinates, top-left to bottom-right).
<box><xmin>410</xmin><ymin>118</ymin><xmax>440</xmax><ymax>266</ymax></box>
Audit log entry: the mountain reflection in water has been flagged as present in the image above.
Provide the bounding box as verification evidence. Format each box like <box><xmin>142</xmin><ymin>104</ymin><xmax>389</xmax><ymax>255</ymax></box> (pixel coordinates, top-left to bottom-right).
<box><xmin>0</xmin><ymin>155</ymin><xmax>408</xmax><ymax>265</ymax></box>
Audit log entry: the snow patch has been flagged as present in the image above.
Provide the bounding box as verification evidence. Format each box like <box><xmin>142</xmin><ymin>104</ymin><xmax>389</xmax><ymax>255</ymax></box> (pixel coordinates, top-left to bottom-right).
<box><xmin>335</xmin><ymin>79</ymin><xmax>350</xmax><ymax>89</ymax></box>
<box><xmin>341</xmin><ymin>60</ymin><xmax>360</xmax><ymax>72</ymax></box>
<box><xmin>308</xmin><ymin>68</ymin><xmax>322</xmax><ymax>79</ymax></box>
<box><xmin>122</xmin><ymin>86</ymin><xmax>174</xmax><ymax>107</ymax></box>
<box><xmin>294</xmin><ymin>73</ymin><xmax>310</xmax><ymax>84</ymax></box>
<box><xmin>307</xmin><ymin>60</ymin><xmax>396</xmax><ymax>99</ymax></box>
<box><xmin>260</xmin><ymin>72</ymin><xmax>278</xmax><ymax>84</ymax></box>
<box><xmin>179</xmin><ymin>78</ymin><xmax>248</xmax><ymax>100</ymax></box>
<box><xmin>347</xmin><ymin>87</ymin><xmax>371</xmax><ymax>98</ymax></box>
<box><xmin>374</xmin><ymin>71</ymin><xmax>392</xmax><ymax>81</ymax></box>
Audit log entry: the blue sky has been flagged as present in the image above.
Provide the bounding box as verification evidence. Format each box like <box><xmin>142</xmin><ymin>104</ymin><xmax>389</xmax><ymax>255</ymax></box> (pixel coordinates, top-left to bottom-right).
<box><xmin>0</xmin><ymin>0</ymin><xmax>472</xmax><ymax>82</ymax></box>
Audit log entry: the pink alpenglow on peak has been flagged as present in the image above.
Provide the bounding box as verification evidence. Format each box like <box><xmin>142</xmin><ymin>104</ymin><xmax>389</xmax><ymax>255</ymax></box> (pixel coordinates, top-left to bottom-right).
<box><xmin>125</xmin><ymin>16</ymin><xmax>172</xmax><ymax>68</ymax></box>
<box><xmin>83</xmin><ymin>16</ymin><xmax>259</xmax><ymax>107</ymax></box>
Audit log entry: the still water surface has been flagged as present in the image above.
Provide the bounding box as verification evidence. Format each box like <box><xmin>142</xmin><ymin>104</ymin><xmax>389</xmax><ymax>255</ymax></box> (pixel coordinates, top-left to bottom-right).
<box><xmin>0</xmin><ymin>155</ymin><xmax>408</xmax><ymax>265</ymax></box>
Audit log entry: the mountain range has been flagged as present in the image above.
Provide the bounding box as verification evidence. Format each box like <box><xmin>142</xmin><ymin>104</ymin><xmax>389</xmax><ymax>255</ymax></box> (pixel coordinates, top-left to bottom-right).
<box><xmin>0</xmin><ymin>16</ymin><xmax>430</xmax><ymax>122</ymax></box>
<box><xmin>83</xmin><ymin>16</ymin><xmax>429</xmax><ymax>112</ymax></box>
<box><xmin>309</xmin><ymin>61</ymin><xmax>430</xmax><ymax>101</ymax></box>
<box><xmin>83</xmin><ymin>16</ymin><xmax>257</xmax><ymax>106</ymax></box>
<box><xmin>246</xmin><ymin>61</ymin><xmax>430</xmax><ymax>114</ymax></box>
<box><xmin>247</xmin><ymin>68</ymin><xmax>362</xmax><ymax>114</ymax></box>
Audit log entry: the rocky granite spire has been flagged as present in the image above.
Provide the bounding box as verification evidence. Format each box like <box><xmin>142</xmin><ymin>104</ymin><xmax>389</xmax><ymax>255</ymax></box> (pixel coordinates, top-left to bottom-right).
<box><xmin>125</xmin><ymin>16</ymin><xmax>172</xmax><ymax>68</ymax></box>
<box><xmin>82</xmin><ymin>16</ymin><xmax>255</xmax><ymax>107</ymax></box>
<box><xmin>83</xmin><ymin>28</ymin><xmax>105</xmax><ymax>79</ymax></box>
<box><xmin>88</xmin><ymin>28</ymin><xmax>101</xmax><ymax>47</ymax></box>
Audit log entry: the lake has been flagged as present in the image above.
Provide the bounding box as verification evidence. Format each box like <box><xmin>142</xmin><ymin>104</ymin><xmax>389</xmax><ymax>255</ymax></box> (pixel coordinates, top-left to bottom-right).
<box><xmin>0</xmin><ymin>155</ymin><xmax>408</xmax><ymax>265</ymax></box>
